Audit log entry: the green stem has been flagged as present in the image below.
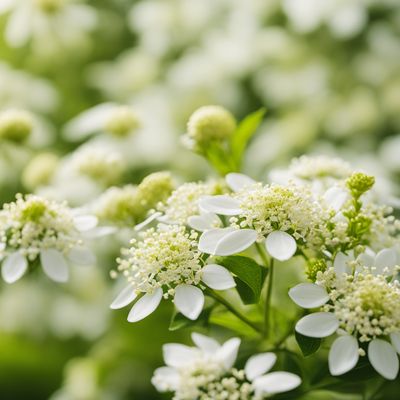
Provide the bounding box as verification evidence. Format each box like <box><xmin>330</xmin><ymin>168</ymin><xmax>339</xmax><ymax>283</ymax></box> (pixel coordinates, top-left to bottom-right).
<box><xmin>264</xmin><ymin>258</ymin><xmax>274</xmax><ymax>338</ymax></box>
<box><xmin>206</xmin><ymin>289</ymin><xmax>262</xmax><ymax>334</ymax></box>
<box><xmin>255</xmin><ymin>242</ymin><xmax>269</xmax><ymax>267</ymax></box>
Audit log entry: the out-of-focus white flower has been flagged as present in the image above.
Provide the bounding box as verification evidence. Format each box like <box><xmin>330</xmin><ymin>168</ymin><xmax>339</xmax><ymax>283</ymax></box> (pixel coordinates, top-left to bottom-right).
<box><xmin>0</xmin><ymin>62</ymin><xmax>58</xmax><ymax>113</ymax></box>
<box><xmin>0</xmin><ymin>194</ymin><xmax>101</xmax><ymax>283</ymax></box>
<box><xmin>63</xmin><ymin>103</ymin><xmax>141</xmax><ymax>141</ymax></box>
<box><xmin>152</xmin><ymin>333</ymin><xmax>301</xmax><ymax>399</ymax></box>
<box><xmin>0</xmin><ymin>0</ymin><xmax>97</xmax><ymax>49</ymax></box>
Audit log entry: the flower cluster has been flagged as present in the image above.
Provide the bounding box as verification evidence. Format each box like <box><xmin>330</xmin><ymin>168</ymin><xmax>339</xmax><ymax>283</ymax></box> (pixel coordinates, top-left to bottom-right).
<box><xmin>290</xmin><ymin>249</ymin><xmax>400</xmax><ymax>379</ymax></box>
<box><xmin>111</xmin><ymin>224</ymin><xmax>235</xmax><ymax>322</ymax></box>
<box><xmin>152</xmin><ymin>334</ymin><xmax>301</xmax><ymax>400</ymax></box>
<box><xmin>0</xmin><ymin>194</ymin><xmax>99</xmax><ymax>283</ymax></box>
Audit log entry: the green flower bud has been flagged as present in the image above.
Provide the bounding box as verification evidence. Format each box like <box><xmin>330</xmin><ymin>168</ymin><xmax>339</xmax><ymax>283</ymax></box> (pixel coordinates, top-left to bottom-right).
<box><xmin>187</xmin><ymin>105</ymin><xmax>237</xmax><ymax>145</ymax></box>
<box><xmin>22</xmin><ymin>152</ymin><xmax>59</xmax><ymax>190</ymax></box>
<box><xmin>104</xmin><ymin>106</ymin><xmax>140</xmax><ymax>137</ymax></box>
<box><xmin>136</xmin><ymin>171</ymin><xmax>174</xmax><ymax>212</ymax></box>
<box><xmin>346</xmin><ymin>172</ymin><xmax>375</xmax><ymax>198</ymax></box>
<box><xmin>35</xmin><ymin>0</ymin><xmax>63</xmax><ymax>13</ymax></box>
<box><xmin>0</xmin><ymin>109</ymin><xmax>33</xmax><ymax>143</ymax></box>
<box><xmin>306</xmin><ymin>258</ymin><xmax>327</xmax><ymax>282</ymax></box>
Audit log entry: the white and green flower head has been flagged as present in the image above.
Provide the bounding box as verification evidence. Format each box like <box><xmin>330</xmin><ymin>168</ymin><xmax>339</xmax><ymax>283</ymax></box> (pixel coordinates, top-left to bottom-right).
<box><xmin>159</xmin><ymin>180</ymin><xmax>225</xmax><ymax>226</ymax></box>
<box><xmin>198</xmin><ymin>173</ymin><xmax>323</xmax><ymax>262</ymax></box>
<box><xmin>185</xmin><ymin>105</ymin><xmax>237</xmax><ymax>149</ymax></box>
<box><xmin>70</xmin><ymin>146</ymin><xmax>125</xmax><ymax>186</ymax></box>
<box><xmin>290</xmin><ymin>255</ymin><xmax>400</xmax><ymax>380</ymax></box>
<box><xmin>22</xmin><ymin>152</ymin><xmax>59</xmax><ymax>190</ymax></box>
<box><xmin>0</xmin><ymin>109</ymin><xmax>33</xmax><ymax>143</ymax></box>
<box><xmin>0</xmin><ymin>194</ymin><xmax>99</xmax><ymax>284</ymax></box>
<box><xmin>34</xmin><ymin>0</ymin><xmax>64</xmax><ymax>14</ymax></box>
<box><xmin>63</xmin><ymin>103</ymin><xmax>140</xmax><ymax>141</ymax></box>
<box><xmin>111</xmin><ymin>224</ymin><xmax>236</xmax><ymax>322</ymax></box>
<box><xmin>95</xmin><ymin>172</ymin><xmax>174</xmax><ymax>227</ymax></box>
<box><xmin>104</xmin><ymin>105</ymin><xmax>141</xmax><ymax>137</ymax></box>
<box><xmin>152</xmin><ymin>333</ymin><xmax>301</xmax><ymax>400</ymax></box>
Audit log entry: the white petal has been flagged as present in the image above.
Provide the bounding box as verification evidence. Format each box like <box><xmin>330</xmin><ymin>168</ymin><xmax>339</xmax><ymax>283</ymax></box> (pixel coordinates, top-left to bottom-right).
<box><xmin>68</xmin><ymin>246</ymin><xmax>96</xmax><ymax>265</ymax></box>
<box><xmin>199</xmin><ymin>195</ymin><xmax>242</xmax><ymax>215</ymax></box>
<box><xmin>245</xmin><ymin>353</ymin><xmax>277</xmax><ymax>381</ymax></box>
<box><xmin>1</xmin><ymin>252</ymin><xmax>28</xmax><ymax>284</ymax></box>
<box><xmin>295</xmin><ymin>312</ymin><xmax>339</xmax><ymax>338</ymax></box>
<box><xmin>174</xmin><ymin>285</ymin><xmax>204</xmax><ymax>320</ymax></box>
<box><xmin>73</xmin><ymin>215</ymin><xmax>98</xmax><ymax>231</ymax></box>
<box><xmin>356</xmin><ymin>252</ymin><xmax>374</xmax><ymax>268</ymax></box>
<box><xmin>333</xmin><ymin>252</ymin><xmax>352</xmax><ymax>275</ymax></box>
<box><xmin>110</xmin><ymin>285</ymin><xmax>137</xmax><ymax>309</ymax></box>
<box><xmin>225</xmin><ymin>173</ymin><xmax>256</xmax><ymax>192</ymax></box>
<box><xmin>329</xmin><ymin>335</ymin><xmax>359</xmax><ymax>376</ymax></box>
<box><xmin>81</xmin><ymin>226</ymin><xmax>116</xmax><ymax>238</ymax></box>
<box><xmin>217</xmin><ymin>337</ymin><xmax>241</xmax><ymax>369</ymax></box>
<box><xmin>127</xmin><ymin>288</ymin><xmax>163</xmax><ymax>322</ymax></box>
<box><xmin>324</xmin><ymin>187</ymin><xmax>348</xmax><ymax>212</ymax></box>
<box><xmin>368</xmin><ymin>339</ymin><xmax>399</xmax><ymax>380</ymax></box>
<box><xmin>202</xmin><ymin>264</ymin><xmax>236</xmax><ymax>290</ymax></box>
<box><xmin>198</xmin><ymin>227</ymin><xmax>235</xmax><ymax>254</ymax></box>
<box><xmin>151</xmin><ymin>367</ymin><xmax>180</xmax><ymax>392</ymax></box>
<box><xmin>63</xmin><ymin>103</ymin><xmax>115</xmax><ymax>140</ymax></box>
<box><xmin>191</xmin><ymin>333</ymin><xmax>221</xmax><ymax>353</ymax></box>
<box><xmin>288</xmin><ymin>283</ymin><xmax>329</xmax><ymax>309</ymax></box>
<box><xmin>40</xmin><ymin>249</ymin><xmax>69</xmax><ymax>283</ymax></box>
<box><xmin>265</xmin><ymin>231</ymin><xmax>296</xmax><ymax>261</ymax></box>
<box><xmin>374</xmin><ymin>248</ymin><xmax>397</xmax><ymax>274</ymax></box>
<box><xmin>214</xmin><ymin>229</ymin><xmax>257</xmax><ymax>256</ymax></box>
<box><xmin>390</xmin><ymin>333</ymin><xmax>400</xmax><ymax>354</ymax></box>
<box><xmin>163</xmin><ymin>344</ymin><xmax>198</xmax><ymax>367</ymax></box>
<box><xmin>5</xmin><ymin>4</ymin><xmax>32</xmax><ymax>47</ymax></box>
<box><xmin>134</xmin><ymin>212</ymin><xmax>162</xmax><ymax>231</ymax></box>
<box><xmin>188</xmin><ymin>212</ymin><xmax>220</xmax><ymax>232</ymax></box>
<box><xmin>253</xmin><ymin>372</ymin><xmax>301</xmax><ymax>395</ymax></box>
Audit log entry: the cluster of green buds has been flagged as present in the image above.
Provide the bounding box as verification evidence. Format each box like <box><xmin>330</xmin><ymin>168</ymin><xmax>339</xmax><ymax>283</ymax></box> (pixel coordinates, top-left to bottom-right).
<box><xmin>0</xmin><ymin>109</ymin><xmax>33</xmax><ymax>143</ymax></box>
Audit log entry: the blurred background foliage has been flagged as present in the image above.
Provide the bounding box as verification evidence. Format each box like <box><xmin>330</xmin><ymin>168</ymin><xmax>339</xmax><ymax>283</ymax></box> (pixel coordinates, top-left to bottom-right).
<box><xmin>0</xmin><ymin>0</ymin><xmax>399</xmax><ymax>399</ymax></box>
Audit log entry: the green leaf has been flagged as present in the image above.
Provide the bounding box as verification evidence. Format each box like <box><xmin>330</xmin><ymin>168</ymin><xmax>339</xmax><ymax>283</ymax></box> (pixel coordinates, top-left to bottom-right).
<box><xmin>210</xmin><ymin>310</ymin><xmax>261</xmax><ymax>338</ymax></box>
<box><xmin>169</xmin><ymin>307</ymin><xmax>212</xmax><ymax>331</ymax></box>
<box><xmin>230</xmin><ymin>108</ymin><xmax>266</xmax><ymax>167</ymax></box>
<box><xmin>295</xmin><ymin>331</ymin><xmax>321</xmax><ymax>357</ymax></box>
<box><xmin>215</xmin><ymin>255</ymin><xmax>267</xmax><ymax>304</ymax></box>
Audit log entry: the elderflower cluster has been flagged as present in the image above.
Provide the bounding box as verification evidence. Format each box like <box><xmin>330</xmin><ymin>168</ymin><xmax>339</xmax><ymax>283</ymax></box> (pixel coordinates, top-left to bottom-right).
<box><xmin>70</xmin><ymin>147</ymin><xmax>125</xmax><ymax>186</ymax></box>
<box><xmin>322</xmin><ymin>271</ymin><xmax>400</xmax><ymax>342</ymax></box>
<box><xmin>289</xmin><ymin>155</ymin><xmax>352</xmax><ymax>181</ymax></box>
<box><xmin>95</xmin><ymin>172</ymin><xmax>173</xmax><ymax>226</ymax></box>
<box><xmin>159</xmin><ymin>181</ymin><xmax>224</xmax><ymax>225</ymax></box>
<box><xmin>117</xmin><ymin>225</ymin><xmax>202</xmax><ymax>297</ymax></box>
<box><xmin>0</xmin><ymin>109</ymin><xmax>33</xmax><ymax>143</ymax></box>
<box><xmin>0</xmin><ymin>194</ymin><xmax>81</xmax><ymax>261</ymax></box>
<box><xmin>230</xmin><ymin>183</ymin><xmax>322</xmax><ymax>244</ymax></box>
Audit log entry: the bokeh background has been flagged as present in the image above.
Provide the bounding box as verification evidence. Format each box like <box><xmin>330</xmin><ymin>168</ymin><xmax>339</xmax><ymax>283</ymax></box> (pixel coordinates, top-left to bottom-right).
<box><xmin>0</xmin><ymin>0</ymin><xmax>399</xmax><ymax>399</ymax></box>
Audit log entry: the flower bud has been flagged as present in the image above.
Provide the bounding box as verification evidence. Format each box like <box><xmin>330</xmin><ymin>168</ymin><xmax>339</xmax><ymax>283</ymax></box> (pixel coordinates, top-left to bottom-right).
<box><xmin>35</xmin><ymin>0</ymin><xmax>63</xmax><ymax>13</ymax></box>
<box><xmin>346</xmin><ymin>172</ymin><xmax>375</xmax><ymax>198</ymax></box>
<box><xmin>104</xmin><ymin>106</ymin><xmax>140</xmax><ymax>137</ymax></box>
<box><xmin>0</xmin><ymin>109</ymin><xmax>33</xmax><ymax>143</ymax></box>
<box><xmin>187</xmin><ymin>105</ymin><xmax>236</xmax><ymax>145</ymax></box>
<box><xmin>22</xmin><ymin>152</ymin><xmax>59</xmax><ymax>190</ymax></box>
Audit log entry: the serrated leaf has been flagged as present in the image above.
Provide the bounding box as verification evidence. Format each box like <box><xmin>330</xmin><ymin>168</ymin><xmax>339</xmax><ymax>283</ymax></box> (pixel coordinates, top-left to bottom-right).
<box><xmin>295</xmin><ymin>331</ymin><xmax>321</xmax><ymax>357</ymax></box>
<box><xmin>230</xmin><ymin>108</ymin><xmax>266</xmax><ymax>167</ymax></box>
<box><xmin>215</xmin><ymin>255</ymin><xmax>267</xmax><ymax>304</ymax></box>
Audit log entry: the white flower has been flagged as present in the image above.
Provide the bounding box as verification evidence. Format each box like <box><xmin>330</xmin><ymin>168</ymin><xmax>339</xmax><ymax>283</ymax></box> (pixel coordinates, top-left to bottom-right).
<box><xmin>152</xmin><ymin>333</ymin><xmax>301</xmax><ymax>399</ymax></box>
<box><xmin>333</xmin><ymin>247</ymin><xmax>398</xmax><ymax>276</ymax></box>
<box><xmin>199</xmin><ymin>173</ymin><xmax>323</xmax><ymax>261</ymax></box>
<box><xmin>0</xmin><ymin>194</ymin><xmax>103</xmax><ymax>283</ymax></box>
<box><xmin>110</xmin><ymin>224</ymin><xmax>235</xmax><ymax>322</ymax></box>
<box><xmin>63</xmin><ymin>103</ymin><xmax>141</xmax><ymax>141</ymax></box>
<box><xmin>289</xmin><ymin>270</ymin><xmax>400</xmax><ymax>380</ymax></box>
<box><xmin>0</xmin><ymin>0</ymin><xmax>97</xmax><ymax>50</ymax></box>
